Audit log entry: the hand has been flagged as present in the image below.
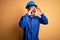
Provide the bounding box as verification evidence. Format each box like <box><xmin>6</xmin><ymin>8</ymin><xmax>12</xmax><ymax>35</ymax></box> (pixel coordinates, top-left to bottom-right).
<box><xmin>36</xmin><ymin>8</ymin><xmax>43</xmax><ymax>15</ymax></box>
<box><xmin>28</xmin><ymin>6</ymin><xmax>36</xmax><ymax>16</ymax></box>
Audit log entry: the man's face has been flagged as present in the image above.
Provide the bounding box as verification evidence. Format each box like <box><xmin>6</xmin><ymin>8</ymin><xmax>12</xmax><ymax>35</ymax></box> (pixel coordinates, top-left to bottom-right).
<box><xmin>28</xmin><ymin>6</ymin><xmax>36</xmax><ymax>16</ymax></box>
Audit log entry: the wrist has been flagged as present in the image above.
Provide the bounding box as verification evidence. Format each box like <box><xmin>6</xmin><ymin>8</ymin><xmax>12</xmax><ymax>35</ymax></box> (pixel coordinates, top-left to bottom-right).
<box><xmin>40</xmin><ymin>13</ymin><xmax>44</xmax><ymax>16</ymax></box>
<box><xmin>39</xmin><ymin>12</ymin><xmax>43</xmax><ymax>15</ymax></box>
<box><xmin>27</xmin><ymin>12</ymin><xmax>31</xmax><ymax>15</ymax></box>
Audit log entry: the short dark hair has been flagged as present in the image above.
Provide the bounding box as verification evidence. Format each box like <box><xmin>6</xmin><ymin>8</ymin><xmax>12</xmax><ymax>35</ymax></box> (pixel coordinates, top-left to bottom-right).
<box><xmin>26</xmin><ymin>5</ymin><xmax>37</xmax><ymax>9</ymax></box>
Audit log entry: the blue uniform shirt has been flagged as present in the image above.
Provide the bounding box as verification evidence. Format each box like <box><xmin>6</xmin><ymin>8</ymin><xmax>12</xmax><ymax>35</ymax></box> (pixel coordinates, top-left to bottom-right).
<box><xmin>19</xmin><ymin>13</ymin><xmax>48</xmax><ymax>40</ymax></box>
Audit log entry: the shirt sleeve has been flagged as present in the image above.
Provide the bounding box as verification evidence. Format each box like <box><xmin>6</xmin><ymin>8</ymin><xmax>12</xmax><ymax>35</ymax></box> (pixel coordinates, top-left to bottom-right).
<box><xmin>19</xmin><ymin>14</ymin><xmax>29</xmax><ymax>28</ymax></box>
<box><xmin>38</xmin><ymin>13</ymin><xmax>48</xmax><ymax>25</ymax></box>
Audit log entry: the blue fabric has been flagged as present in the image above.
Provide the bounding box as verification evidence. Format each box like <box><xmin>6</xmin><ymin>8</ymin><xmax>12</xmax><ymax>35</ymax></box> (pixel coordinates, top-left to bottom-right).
<box><xmin>26</xmin><ymin>1</ymin><xmax>37</xmax><ymax>8</ymax></box>
<box><xmin>19</xmin><ymin>14</ymin><xmax>48</xmax><ymax>40</ymax></box>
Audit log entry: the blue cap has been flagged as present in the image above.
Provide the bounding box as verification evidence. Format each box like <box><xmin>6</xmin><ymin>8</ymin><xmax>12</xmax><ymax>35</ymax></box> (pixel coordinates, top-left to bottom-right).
<box><xmin>26</xmin><ymin>1</ymin><xmax>37</xmax><ymax>9</ymax></box>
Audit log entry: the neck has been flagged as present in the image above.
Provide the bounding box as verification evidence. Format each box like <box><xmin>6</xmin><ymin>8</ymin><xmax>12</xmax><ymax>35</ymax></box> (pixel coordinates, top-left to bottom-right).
<box><xmin>30</xmin><ymin>16</ymin><xmax>33</xmax><ymax>17</ymax></box>
<box><xmin>30</xmin><ymin>13</ymin><xmax>35</xmax><ymax>17</ymax></box>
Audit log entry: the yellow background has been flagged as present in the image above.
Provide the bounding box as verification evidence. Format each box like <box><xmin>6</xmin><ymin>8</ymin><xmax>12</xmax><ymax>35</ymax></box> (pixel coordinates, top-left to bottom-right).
<box><xmin>0</xmin><ymin>0</ymin><xmax>60</xmax><ymax>40</ymax></box>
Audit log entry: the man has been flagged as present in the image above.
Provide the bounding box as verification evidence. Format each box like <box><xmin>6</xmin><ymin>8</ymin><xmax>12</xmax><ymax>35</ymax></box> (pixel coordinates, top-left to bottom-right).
<box><xmin>19</xmin><ymin>1</ymin><xmax>48</xmax><ymax>40</ymax></box>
